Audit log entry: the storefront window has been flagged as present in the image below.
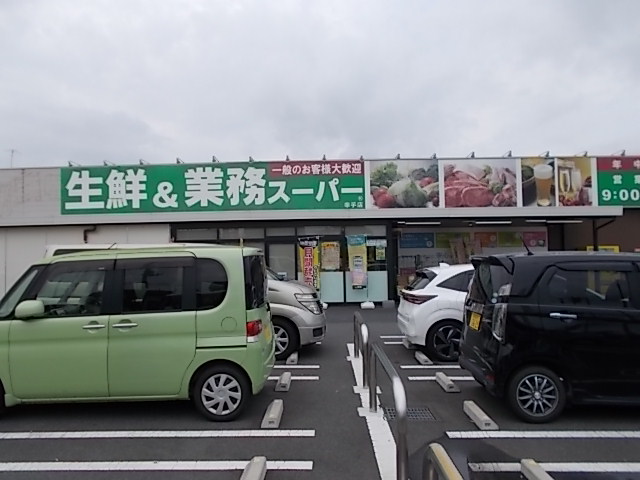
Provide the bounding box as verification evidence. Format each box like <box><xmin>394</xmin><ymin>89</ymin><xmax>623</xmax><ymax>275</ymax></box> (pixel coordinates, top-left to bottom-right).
<box><xmin>266</xmin><ymin>227</ymin><xmax>296</xmax><ymax>237</ymax></box>
<box><xmin>345</xmin><ymin>225</ymin><xmax>386</xmax><ymax>236</ymax></box>
<box><xmin>219</xmin><ymin>228</ymin><xmax>265</xmax><ymax>240</ymax></box>
<box><xmin>175</xmin><ymin>228</ymin><xmax>217</xmax><ymax>241</ymax></box>
<box><xmin>297</xmin><ymin>226</ymin><xmax>342</xmax><ymax>236</ymax></box>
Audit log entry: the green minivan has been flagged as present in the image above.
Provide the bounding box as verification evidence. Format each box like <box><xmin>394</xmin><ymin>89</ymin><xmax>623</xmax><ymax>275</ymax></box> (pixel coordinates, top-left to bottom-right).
<box><xmin>0</xmin><ymin>245</ymin><xmax>275</xmax><ymax>421</ymax></box>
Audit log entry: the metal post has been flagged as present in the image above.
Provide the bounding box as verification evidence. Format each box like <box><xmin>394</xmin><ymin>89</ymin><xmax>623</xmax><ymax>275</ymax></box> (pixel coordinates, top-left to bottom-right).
<box><xmin>592</xmin><ymin>219</ymin><xmax>599</xmax><ymax>251</ymax></box>
<box><xmin>353</xmin><ymin>314</ymin><xmax>360</xmax><ymax>358</ymax></box>
<box><xmin>369</xmin><ymin>343</ymin><xmax>409</xmax><ymax>480</ymax></box>
<box><xmin>368</xmin><ymin>346</ymin><xmax>377</xmax><ymax>413</ymax></box>
<box><xmin>422</xmin><ymin>443</ymin><xmax>464</xmax><ymax>480</ymax></box>
<box><xmin>393</xmin><ymin>376</ymin><xmax>409</xmax><ymax>480</ymax></box>
<box><xmin>353</xmin><ymin>312</ymin><xmax>370</xmax><ymax>389</ymax></box>
<box><xmin>361</xmin><ymin>323</ymin><xmax>369</xmax><ymax>389</ymax></box>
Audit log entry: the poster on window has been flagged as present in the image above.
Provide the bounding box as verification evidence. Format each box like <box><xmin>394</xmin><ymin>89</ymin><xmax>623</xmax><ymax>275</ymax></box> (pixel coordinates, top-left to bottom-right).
<box><xmin>321</xmin><ymin>241</ymin><xmax>341</xmax><ymax>271</ymax></box>
<box><xmin>346</xmin><ymin>234</ymin><xmax>368</xmax><ymax>289</ymax></box>
<box><xmin>298</xmin><ymin>237</ymin><xmax>320</xmax><ymax>289</ymax></box>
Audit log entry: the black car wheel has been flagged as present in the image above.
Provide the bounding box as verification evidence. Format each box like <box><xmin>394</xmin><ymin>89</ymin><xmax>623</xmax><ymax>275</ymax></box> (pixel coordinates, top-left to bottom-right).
<box><xmin>426</xmin><ymin>320</ymin><xmax>462</xmax><ymax>362</ymax></box>
<box><xmin>192</xmin><ymin>364</ymin><xmax>250</xmax><ymax>422</ymax></box>
<box><xmin>272</xmin><ymin>317</ymin><xmax>299</xmax><ymax>361</ymax></box>
<box><xmin>507</xmin><ymin>366</ymin><xmax>566</xmax><ymax>423</ymax></box>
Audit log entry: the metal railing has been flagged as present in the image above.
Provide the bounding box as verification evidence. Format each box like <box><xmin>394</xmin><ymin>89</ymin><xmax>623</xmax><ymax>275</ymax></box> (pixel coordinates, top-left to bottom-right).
<box><xmin>354</xmin><ymin>312</ymin><xmax>470</xmax><ymax>480</ymax></box>
<box><xmin>354</xmin><ymin>312</ymin><xmax>409</xmax><ymax>479</ymax></box>
<box><xmin>422</xmin><ymin>443</ymin><xmax>463</xmax><ymax>480</ymax></box>
<box><xmin>368</xmin><ymin>342</ymin><xmax>409</xmax><ymax>480</ymax></box>
<box><xmin>353</xmin><ymin>311</ymin><xmax>370</xmax><ymax>388</ymax></box>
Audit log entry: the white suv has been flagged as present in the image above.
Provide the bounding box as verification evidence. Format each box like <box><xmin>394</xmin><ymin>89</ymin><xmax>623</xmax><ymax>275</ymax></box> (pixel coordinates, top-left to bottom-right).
<box><xmin>397</xmin><ymin>263</ymin><xmax>474</xmax><ymax>362</ymax></box>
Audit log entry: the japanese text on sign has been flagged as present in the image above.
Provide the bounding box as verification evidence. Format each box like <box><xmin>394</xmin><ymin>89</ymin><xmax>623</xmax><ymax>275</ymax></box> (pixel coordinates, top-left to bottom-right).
<box><xmin>61</xmin><ymin>162</ymin><xmax>366</xmax><ymax>214</ymax></box>
<box><xmin>597</xmin><ymin>157</ymin><xmax>640</xmax><ymax>207</ymax></box>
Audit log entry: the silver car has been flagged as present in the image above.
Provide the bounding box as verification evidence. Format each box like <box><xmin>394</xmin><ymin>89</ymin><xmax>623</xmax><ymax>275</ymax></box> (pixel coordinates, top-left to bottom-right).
<box><xmin>266</xmin><ymin>268</ymin><xmax>326</xmax><ymax>360</ymax></box>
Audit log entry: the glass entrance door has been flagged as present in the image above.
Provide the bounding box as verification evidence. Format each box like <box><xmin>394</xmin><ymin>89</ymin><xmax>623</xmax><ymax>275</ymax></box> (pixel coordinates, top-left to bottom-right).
<box><xmin>268</xmin><ymin>243</ymin><xmax>296</xmax><ymax>281</ymax></box>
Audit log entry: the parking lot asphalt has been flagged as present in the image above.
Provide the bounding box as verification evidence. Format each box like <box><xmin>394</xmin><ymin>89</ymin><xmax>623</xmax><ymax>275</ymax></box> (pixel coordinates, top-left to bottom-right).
<box><xmin>357</xmin><ymin>306</ymin><xmax>640</xmax><ymax>480</ymax></box>
<box><xmin>1</xmin><ymin>304</ymin><xmax>640</xmax><ymax>479</ymax></box>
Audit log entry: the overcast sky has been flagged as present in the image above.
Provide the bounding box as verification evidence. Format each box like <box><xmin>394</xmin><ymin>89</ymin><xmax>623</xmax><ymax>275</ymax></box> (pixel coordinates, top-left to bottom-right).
<box><xmin>1</xmin><ymin>0</ymin><xmax>639</xmax><ymax>168</ymax></box>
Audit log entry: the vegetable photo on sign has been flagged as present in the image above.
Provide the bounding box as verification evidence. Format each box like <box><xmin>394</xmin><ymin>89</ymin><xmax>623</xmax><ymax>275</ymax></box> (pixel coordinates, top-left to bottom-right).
<box><xmin>368</xmin><ymin>159</ymin><xmax>439</xmax><ymax>208</ymax></box>
<box><xmin>443</xmin><ymin>158</ymin><xmax>518</xmax><ymax>208</ymax></box>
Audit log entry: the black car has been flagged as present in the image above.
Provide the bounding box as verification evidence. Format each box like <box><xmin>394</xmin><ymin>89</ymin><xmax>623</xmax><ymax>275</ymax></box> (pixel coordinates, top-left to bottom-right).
<box><xmin>459</xmin><ymin>251</ymin><xmax>640</xmax><ymax>423</ymax></box>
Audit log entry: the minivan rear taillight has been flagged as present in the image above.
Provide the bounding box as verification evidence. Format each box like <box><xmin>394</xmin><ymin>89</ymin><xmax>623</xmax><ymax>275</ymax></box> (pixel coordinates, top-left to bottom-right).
<box><xmin>402</xmin><ymin>292</ymin><xmax>437</xmax><ymax>305</ymax></box>
<box><xmin>246</xmin><ymin>320</ymin><xmax>263</xmax><ymax>341</ymax></box>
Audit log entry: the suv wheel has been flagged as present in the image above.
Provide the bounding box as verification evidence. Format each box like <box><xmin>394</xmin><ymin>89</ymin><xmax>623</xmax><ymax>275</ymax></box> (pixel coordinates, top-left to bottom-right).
<box><xmin>272</xmin><ymin>317</ymin><xmax>299</xmax><ymax>361</ymax></box>
<box><xmin>425</xmin><ymin>320</ymin><xmax>461</xmax><ymax>362</ymax></box>
<box><xmin>192</xmin><ymin>365</ymin><xmax>249</xmax><ymax>422</ymax></box>
<box><xmin>507</xmin><ymin>366</ymin><xmax>566</xmax><ymax>423</ymax></box>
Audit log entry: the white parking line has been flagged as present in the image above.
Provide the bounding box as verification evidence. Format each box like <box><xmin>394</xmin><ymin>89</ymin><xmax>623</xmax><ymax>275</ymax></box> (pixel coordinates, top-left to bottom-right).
<box><xmin>0</xmin><ymin>460</ymin><xmax>314</xmax><ymax>472</ymax></box>
<box><xmin>383</xmin><ymin>341</ymin><xmax>403</xmax><ymax>345</ymax></box>
<box><xmin>273</xmin><ymin>365</ymin><xmax>320</xmax><ymax>369</ymax></box>
<box><xmin>448</xmin><ymin>430</ymin><xmax>640</xmax><ymax>439</ymax></box>
<box><xmin>408</xmin><ymin>376</ymin><xmax>474</xmax><ymax>381</ymax></box>
<box><xmin>380</xmin><ymin>335</ymin><xmax>404</xmax><ymax>339</ymax></box>
<box><xmin>469</xmin><ymin>462</ymin><xmax>640</xmax><ymax>473</ymax></box>
<box><xmin>267</xmin><ymin>375</ymin><xmax>319</xmax><ymax>381</ymax></box>
<box><xmin>0</xmin><ymin>430</ymin><xmax>316</xmax><ymax>440</ymax></box>
<box><xmin>400</xmin><ymin>365</ymin><xmax>461</xmax><ymax>369</ymax></box>
<box><xmin>347</xmin><ymin>343</ymin><xmax>396</xmax><ymax>480</ymax></box>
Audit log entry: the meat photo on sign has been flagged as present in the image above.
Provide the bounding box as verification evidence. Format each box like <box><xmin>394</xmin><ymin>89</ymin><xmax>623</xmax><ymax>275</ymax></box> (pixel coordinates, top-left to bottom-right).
<box><xmin>443</xmin><ymin>159</ymin><xmax>518</xmax><ymax>208</ymax></box>
<box><xmin>369</xmin><ymin>159</ymin><xmax>439</xmax><ymax>208</ymax></box>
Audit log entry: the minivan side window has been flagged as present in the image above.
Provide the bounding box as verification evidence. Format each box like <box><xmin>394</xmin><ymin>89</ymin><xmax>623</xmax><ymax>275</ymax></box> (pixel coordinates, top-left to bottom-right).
<box><xmin>121</xmin><ymin>261</ymin><xmax>185</xmax><ymax>313</ymax></box>
<box><xmin>244</xmin><ymin>255</ymin><xmax>266</xmax><ymax>309</ymax></box>
<box><xmin>30</xmin><ymin>262</ymin><xmax>106</xmax><ymax>317</ymax></box>
<box><xmin>542</xmin><ymin>268</ymin><xmax>633</xmax><ymax>308</ymax></box>
<box><xmin>196</xmin><ymin>259</ymin><xmax>228</xmax><ymax>310</ymax></box>
<box><xmin>0</xmin><ymin>267</ymin><xmax>42</xmax><ymax>318</ymax></box>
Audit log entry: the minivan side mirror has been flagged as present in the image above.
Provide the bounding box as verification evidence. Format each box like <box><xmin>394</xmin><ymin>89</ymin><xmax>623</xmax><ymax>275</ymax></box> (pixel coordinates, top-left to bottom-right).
<box><xmin>276</xmin><ymin>272</ymin><xmax>288</xmax><ymax>281</ymax></box>
<box><xmin>15</xmin><ymin>300</ymin><xmax>45</xmax><ymax>319</ymax></box>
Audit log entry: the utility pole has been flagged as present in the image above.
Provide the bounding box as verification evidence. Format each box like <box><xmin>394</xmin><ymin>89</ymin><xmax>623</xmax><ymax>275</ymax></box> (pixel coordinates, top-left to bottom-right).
<box><xmin>8</xmin><ymin>149</ymin><xmax>18</xmax><ymax>167</ymax></box>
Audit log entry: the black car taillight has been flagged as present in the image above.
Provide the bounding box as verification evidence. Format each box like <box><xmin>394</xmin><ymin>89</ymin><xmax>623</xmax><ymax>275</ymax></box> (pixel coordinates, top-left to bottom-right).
<box><xmin>402</xmin><ymin>292</ymin><xmax>437</xmax><ymax>305</ymax></box>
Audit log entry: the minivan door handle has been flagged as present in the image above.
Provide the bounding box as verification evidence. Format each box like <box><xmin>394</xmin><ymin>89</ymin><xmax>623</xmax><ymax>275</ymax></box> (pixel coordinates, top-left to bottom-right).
<box><xmin>83</xmin><ymin>322</ymin><xmax>106</xmax><ymax>330</ymax></box>
<box><xmin>112</xmin><ymin>321</ymin><xmax>138</xmax><ymax>329</ymax></box>
<box><xmin>550</xmin><ymin>312</ymin><xmax>578</xmax><ymax>320</ymax></box>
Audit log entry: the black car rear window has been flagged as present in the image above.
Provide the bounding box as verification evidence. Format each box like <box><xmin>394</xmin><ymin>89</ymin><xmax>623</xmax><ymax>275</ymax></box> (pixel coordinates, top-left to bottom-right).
<box><xmin>244</xmin><ymin>255</ymin><xmax>266</xmax><ymax>309</ymax></box>
<box><xmin>405</xmin><ymin>269</ymin><xmax>437</xmax><ymax>291</ymax></box>
<box><xmin>469</xmin><ymin>261</ymin><xmax>513</xmax><ymax>303</ymax></box>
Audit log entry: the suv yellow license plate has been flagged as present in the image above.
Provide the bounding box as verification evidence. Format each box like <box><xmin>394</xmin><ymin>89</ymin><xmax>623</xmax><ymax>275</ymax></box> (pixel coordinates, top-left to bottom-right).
<box><xmin>469</xmin><ymin>312</ymin><xmax>481</xmax><ymax>330</ymax></box>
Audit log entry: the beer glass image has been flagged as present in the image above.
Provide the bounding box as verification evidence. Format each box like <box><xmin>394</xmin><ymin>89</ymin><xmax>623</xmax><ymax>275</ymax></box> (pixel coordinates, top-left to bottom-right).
<box><xmin>534</xmin><ymin>163</ymin><xmax>553</xmax><ymax>206</ymax></box>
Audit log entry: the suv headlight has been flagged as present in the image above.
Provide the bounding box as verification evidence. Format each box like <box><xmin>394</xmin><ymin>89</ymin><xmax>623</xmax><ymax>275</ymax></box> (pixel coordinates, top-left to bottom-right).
<box><xmin>295</xmin><ymin>293</ymin><xmax>322</xmax><ymax>315</ymax></box>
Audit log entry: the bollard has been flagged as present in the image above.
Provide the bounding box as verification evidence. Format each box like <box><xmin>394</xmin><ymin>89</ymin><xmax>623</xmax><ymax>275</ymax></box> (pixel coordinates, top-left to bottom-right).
<box><xmin>521</xmin><ymin>459</ymin><xmax>556</xmax><ymax>480</ymax></box>
<box><xmin>423</xmin><ymin>443</ymin><xmax>464</xmax><ymax>480</ymax></box>
<box><xmin>275</xmin><ymin>372</ymin><xmax>292</xmax><ymax>392</ymax></box>
<box><xmin>261</xmin><ymin>400</ymin><xmax>283</xmax><ymax>429</ymax></box>
<box><xmin>463</xmin><ymin>400</ymin><xmax>499</xmax><ymax>430</ymax></box>
<box><xmin>240</xmin><ymin>456</ymin><xmax>267</xmax><ymax>480</ymax></box>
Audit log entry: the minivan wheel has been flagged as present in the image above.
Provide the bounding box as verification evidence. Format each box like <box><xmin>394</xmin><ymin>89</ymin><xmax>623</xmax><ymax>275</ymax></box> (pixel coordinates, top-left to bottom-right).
<box><xmin>192</xmin><ymin>365</ymin><xmax>249</xmax><ymax>422</ymax></box>
<box><xmin>272</xmin><ymin>317</ymin><xmax>299</xmax><ymax>361</ymax></box>
<box><xmin>507</xmin><ymin>366</ymin><xmax>566</xmax><ymax>423</ymax></box>
<box><xmin>425</xmin><ymin>320</ymin><xmax>462</xmax><ymax>363</ymax></box>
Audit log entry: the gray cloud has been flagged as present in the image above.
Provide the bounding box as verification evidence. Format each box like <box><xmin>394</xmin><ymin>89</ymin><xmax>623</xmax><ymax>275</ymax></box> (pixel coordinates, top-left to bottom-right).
<box><xmin>1</xmin><ymin>0</ymin><xmax>639</xmax><ymax>168</ymax></box>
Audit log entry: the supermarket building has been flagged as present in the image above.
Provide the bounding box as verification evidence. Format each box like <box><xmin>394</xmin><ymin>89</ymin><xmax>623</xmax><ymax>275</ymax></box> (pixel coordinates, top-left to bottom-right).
<box><xmin>0</xmin><ymin>154</ymin><xmax>638</xmax><ymax>304</ymax></box>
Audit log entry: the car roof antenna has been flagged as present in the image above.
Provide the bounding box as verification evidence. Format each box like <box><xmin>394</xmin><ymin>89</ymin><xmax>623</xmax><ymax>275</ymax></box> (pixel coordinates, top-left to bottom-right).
<box><xmin>520</xmin><ymin>235</ymin><xmax>534</xmax><ymax>256</ymax></box>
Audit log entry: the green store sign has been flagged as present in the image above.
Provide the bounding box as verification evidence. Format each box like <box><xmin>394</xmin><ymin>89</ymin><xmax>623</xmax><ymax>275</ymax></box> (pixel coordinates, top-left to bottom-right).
<box><xmin>61</xmin><ymin>161</ymin><xmax>366</xmax><ymax>214</ymax></box>
<box><xmin>597</xmin><ymin>157</ymin><xmax>640</xmax><ymax>207</ymax></box>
